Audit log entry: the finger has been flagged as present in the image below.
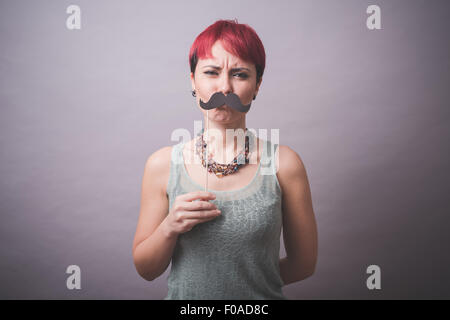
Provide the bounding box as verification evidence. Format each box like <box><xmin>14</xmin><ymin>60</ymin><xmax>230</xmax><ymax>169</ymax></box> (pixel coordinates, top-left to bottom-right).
<box><xmin>179</xmin><ymin>191</ymin><xmax>216</xmax><ymax>202</ymax></box>
<box><xmin>183</xmin><ymin>200</ymin><xmax>217</xmax><ymax>211</ymax></box>
<box><xmin>183</xmin><ymin>209</ymin><xmax>221</xmax><ymax>220</ymax></box>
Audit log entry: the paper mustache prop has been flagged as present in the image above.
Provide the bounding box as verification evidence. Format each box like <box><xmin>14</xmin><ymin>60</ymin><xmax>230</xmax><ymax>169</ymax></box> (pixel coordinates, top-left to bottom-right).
<box><xmin>199</xmin><ymin>92</ymin><xmax>252</xmax><ymax>113</ymax></box>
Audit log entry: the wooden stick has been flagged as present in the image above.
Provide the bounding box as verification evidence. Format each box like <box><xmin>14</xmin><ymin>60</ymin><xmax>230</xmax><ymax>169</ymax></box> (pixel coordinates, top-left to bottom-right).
<box><xmin>205</xmin><ymin>110</ymin><xmax>209</xmax><ymax>192</ymax></box>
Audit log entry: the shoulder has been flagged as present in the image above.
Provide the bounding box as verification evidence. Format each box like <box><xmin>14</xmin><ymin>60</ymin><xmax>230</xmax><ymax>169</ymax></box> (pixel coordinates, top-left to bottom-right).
<box><xmin>144</xmin><ymin>145</ymin><xmax>173</xmax><ymax>171</ymax></box>
<box><xmin>142</xmin><ymin>145</ymin><xmax>174</xmax><ymax>194</ymax></box>
<box><xmin>275</xmin><ymin>145</ymin><xmax>308</xmax><ymax>187</ymax></box>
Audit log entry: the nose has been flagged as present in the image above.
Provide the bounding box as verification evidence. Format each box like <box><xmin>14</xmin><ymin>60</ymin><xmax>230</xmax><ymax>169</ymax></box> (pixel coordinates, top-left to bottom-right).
<box><xmin>219</xmin><ymin>72</ymin><xmax>232</xmax><ymax>95</ymax></box>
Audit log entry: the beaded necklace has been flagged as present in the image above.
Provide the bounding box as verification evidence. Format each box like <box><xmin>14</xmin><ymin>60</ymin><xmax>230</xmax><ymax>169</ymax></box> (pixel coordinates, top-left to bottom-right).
<box><xmin>195</xmin><ymin>128</ymin><xmax>251</xmax><ymax>178</ymax></box>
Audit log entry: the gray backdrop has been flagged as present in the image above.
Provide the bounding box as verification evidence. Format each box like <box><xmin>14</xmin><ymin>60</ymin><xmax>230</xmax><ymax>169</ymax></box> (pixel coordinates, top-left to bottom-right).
<box><xmin>1</xmin><ymin>0</ymin><xmax>449</xmax><ymax>299</ymax></box>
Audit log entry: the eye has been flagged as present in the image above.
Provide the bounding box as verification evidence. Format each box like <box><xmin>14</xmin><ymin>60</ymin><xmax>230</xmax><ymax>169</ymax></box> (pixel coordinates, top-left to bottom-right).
<box><xmin>204</xmin><ymin>71</ymin><xmax>218</xmax><ymax>75</ymax></box>
<box><xmin>234</xmin><ymin>73</ymin><xmax>249</xmax><ymax>79</ymax></box>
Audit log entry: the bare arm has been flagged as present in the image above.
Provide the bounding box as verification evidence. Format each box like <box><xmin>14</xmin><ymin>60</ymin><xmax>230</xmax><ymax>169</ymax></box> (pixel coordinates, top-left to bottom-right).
<box><xmin>132</xmin><ymin>147</ymin><xmax>177</xmax><ymax>281</ymax></box>
<box><xmin>132</xmin><ymin>147</ymin><xmax>220</xmax><ymax>281</ymax></box>
<box><xmin>276</xmin><ymin>145</ymin><xmax>318</xmax><ymax>285</ymax></box>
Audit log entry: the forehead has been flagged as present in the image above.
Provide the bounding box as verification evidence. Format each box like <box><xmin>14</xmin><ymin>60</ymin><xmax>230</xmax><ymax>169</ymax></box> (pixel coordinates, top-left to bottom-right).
<box><xmin>198</xmin><ymin>41</ymin><xmax>251</xmax><ymax>68</ymax></box>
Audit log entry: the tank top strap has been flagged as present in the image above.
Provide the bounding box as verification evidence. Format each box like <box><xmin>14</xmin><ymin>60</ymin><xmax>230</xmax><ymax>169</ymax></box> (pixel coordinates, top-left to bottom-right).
<box><xmin>259</xmin><ymin>138</ymin><xmax>282</xmax><ymax>197</ymax></box>
<box><xmin>259</xmin><ymin>138</ymin><xmax>279</xmax><ymax>175</ymax></box>
<box><xmin>166</xmin><ymin>142</ymin><xmax>184</xmax><ymax>198</ymax></box>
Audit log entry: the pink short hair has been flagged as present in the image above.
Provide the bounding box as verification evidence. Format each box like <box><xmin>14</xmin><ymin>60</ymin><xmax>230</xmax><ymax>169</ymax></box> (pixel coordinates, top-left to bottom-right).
<box><xmin>189</xmin><ymin>19</ymin><xmax>266</xmax><ymax>84</ymax></box>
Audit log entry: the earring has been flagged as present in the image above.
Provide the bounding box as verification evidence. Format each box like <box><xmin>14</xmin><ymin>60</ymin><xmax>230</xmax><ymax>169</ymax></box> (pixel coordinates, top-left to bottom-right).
<box><xmin>192</xmin><ymin>90</ymin><xmax>196</xmax><ymax>97</ymax></box>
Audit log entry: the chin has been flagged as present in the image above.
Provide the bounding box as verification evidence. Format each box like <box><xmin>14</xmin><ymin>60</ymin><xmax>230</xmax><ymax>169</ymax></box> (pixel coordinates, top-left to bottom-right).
<box><xmin>212</xmin><ymin>115</ymin><xmax>233</xmax><ymax>122</ymax></box>
<box><xmin>213</xmin><ymin>115</ymin><xmax>230</xmax><ymax>121</ymax></box>
<box><xmin>212</xmin><ymin>109</ymin><xmax>230</xmax><ymax>117</ymax></box>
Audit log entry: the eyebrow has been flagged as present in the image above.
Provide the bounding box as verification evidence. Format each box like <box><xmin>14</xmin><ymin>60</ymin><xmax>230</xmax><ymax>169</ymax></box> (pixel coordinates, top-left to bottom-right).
<box><xmin>202</xmin><ymin>65</ymin><xmax>251</xmax><ymax>72</ymax></box>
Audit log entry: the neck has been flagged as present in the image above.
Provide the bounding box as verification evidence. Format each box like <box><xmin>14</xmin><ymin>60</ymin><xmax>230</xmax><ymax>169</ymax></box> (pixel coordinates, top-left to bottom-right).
<box><xmin>202</xmin><ymin>117</ymin><xmax>248</xmax><ymax>163</ymax></box>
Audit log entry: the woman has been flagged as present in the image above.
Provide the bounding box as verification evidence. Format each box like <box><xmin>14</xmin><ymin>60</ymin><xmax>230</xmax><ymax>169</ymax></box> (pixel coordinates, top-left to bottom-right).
<box><xmin>132</xmin><ymin>19</ymin><xmax>318</xmax><ymax>300</ymax></box>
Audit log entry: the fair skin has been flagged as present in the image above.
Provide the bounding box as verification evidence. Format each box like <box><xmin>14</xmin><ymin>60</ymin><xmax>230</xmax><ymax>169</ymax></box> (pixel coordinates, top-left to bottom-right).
<box><xmin>132</xmin><ymin>40</ymin><xmax>318</xmax><ymax>286</ymax></box>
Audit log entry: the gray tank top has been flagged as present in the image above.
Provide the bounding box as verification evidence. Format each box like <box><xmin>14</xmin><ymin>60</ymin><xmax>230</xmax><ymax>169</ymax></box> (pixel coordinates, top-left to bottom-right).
<box><xmin>164</xmin><ymin>133</ymin><xmax>286</xmax><ymax>300</ymax></box>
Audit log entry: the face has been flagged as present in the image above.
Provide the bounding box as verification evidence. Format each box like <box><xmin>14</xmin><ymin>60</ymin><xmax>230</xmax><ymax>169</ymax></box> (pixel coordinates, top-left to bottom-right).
<box><xmin>191</xmin><ymin>40</ymin><xmax>262</xmax><ymax>123</ymax></box>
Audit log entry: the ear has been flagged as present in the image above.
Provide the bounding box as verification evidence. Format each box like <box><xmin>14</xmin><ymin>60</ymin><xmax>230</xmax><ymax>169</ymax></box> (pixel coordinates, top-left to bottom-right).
<box><xmin>190</xmin><ymin>72</ymin><xmax>195</xmax><ymax>91</ymax></box>
<box><xmin>254</xmin><ymin>77</ymin><xmax>262</xmax><ymax>97</ymax></box>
